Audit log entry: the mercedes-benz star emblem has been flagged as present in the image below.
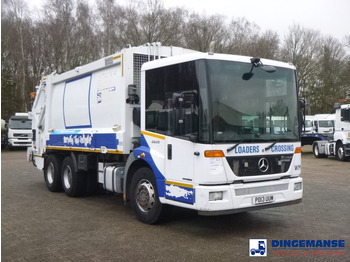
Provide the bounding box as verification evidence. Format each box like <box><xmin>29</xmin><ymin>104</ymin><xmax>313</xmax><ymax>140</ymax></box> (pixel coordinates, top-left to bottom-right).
<box><xmin>258</xmin><ymin>158</ymin><xmax>269</xmax><ymax>173</ymax></box>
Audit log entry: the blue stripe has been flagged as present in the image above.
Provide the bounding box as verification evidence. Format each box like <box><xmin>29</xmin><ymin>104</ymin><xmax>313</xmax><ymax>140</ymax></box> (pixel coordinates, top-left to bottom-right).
<box><xmin>47</xmin><ymin>133</ymin><xmax>118</xmax><ymax>149</ymax></box>
<box><xmin>165</xmin><ymin>184</ymin><xmax>195</xmax><ymax>204</ymax></box>
<box><xmin>133</xmin><ymin>135</ymin><xmax>166</xmax><ymax>198</ymax></box>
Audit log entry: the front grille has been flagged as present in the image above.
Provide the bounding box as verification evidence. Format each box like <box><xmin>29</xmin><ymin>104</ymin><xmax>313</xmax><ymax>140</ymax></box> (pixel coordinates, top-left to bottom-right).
<box><xmin>235</xmin><ymin>183</ymin><xmax>289</xmax><ymax>196</ymax></box>
<box><xmin>226</xmin><ymin>155</ymin><xmax>293</xmax><ymax>176</ymax></box>
<box><xmin>14</xmin><ymin>142</ymin><xmax>31</xmax><ymax>145</ymax></box>
<box><xmin>13</xmin><ymin>133</ymin><xmax>30</xmax><ymax>137</ymax></box>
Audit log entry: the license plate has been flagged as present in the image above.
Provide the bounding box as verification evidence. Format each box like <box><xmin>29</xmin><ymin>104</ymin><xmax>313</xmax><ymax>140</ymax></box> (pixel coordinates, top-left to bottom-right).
<box><xmin>253</xmin><ymin>195</ymin><xmax>274</xmax><ymax>205</ymax></box>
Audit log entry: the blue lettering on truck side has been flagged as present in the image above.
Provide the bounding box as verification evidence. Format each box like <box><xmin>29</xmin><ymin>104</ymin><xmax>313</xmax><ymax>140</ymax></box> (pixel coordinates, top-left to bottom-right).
<box><xmin>234</xmin><ymin>146</ymin><xmax>260</xmax><ymax>154</ymax></box>
<box><xmin>233</xmin><ymin>144</ymin><xmax>295</xmax><ymax>154</ymax></box>
<box><xmin>271</xmin><ymin>145</ymin><xmax>294</xmax><ymax>152</ymax></box>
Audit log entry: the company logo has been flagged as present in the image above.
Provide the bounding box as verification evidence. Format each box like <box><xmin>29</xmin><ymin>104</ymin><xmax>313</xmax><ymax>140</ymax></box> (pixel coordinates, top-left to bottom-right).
<box><xmin>258</xmin><ymin>158</ymin><xmax>269</xmax><ymax>172</ymax></box>
<box><xmin>271</xmin><ymin>239</ymin><xmax>345</xmax><ymax>257</ymax></box>
<box><xmin>249</xmin><ymin>239</ymin><xmax>267</xmax><ymax>257</ymax></box>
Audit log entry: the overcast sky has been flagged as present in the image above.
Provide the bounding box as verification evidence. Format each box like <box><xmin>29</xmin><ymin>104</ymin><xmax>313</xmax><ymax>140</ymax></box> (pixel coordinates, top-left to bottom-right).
<box><xmin>27</xmin><ymin>0</ymin><xmax>350</xmax><ymax>41</ymax></box>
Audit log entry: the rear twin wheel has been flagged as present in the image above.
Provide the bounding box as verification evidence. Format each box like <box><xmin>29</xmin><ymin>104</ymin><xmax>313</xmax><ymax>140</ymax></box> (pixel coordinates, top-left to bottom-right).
<box><xmin>44</xmin><ymin>155</ymin><xmax>63</xmax><ymax>192</ymax></box>
<box><xmin>44</xmin><ymin>155</ymin><xmax>97</xmax><ymax>197</ymax></box>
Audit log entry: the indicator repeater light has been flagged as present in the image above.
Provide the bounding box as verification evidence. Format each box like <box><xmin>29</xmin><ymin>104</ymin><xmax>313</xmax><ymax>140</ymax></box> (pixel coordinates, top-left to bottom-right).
<box><xmin>204</xmin><ymin>150</ymin><xmax>225</xmax><ymax>158</ymax></box>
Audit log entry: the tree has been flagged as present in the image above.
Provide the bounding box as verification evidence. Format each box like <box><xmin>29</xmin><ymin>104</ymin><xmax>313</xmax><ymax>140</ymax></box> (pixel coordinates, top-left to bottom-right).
<box><xmin>183</xmin><ymin>13</ymin><xmax>227</xmax><ymax>52</ymax></box>
<box><xmin>1</xmin><ymin>0</ymin><xmax>32</xmax><ymax>114</ymax></box>
<box><xmin>96</xmin><ymin>0</ymin><xmax>126</xmax><ymax>56</ymax></box>
<box><xmin>1</xmin><ymin>0</ymin><xmax>349</xmax><ymax>118</ymax></box>
<box><xmin>73</xmin><ymin>0</ymin><xmax>99</xmax><ymax>64</ymax></box>
<box><xmin>42</xmin><ymin>0</ymin><xmax>76</xmax><ymax>72</ymax></box>
<box><xmin>316</xmin><ymin>37</ymin><xmax>347</xmax><ymax>112</ymax></box>
<box><xmin>225</xmin><ymin>17</ymin><xmax>260</xmax><ymax>55</ymax></box>
<box><xmin>281</xmin><ymin>24</ymin><xmax>322</xmax><ymax>114</ymax></box>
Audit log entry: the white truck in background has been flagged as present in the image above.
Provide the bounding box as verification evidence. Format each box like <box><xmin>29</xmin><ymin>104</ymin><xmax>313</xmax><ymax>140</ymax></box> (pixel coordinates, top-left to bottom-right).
<box><xmin>27</xmin><ymin>44</ymin><xmax>303</xmax><ymax>224</ymax></box>
<box><xmin>313</xmin><ymin>104</ymin><xmax>350</xmax><ymax>161</ymax></box>
<box><xmin>313</xmin><ymin>114</ymin><xmax>335</xmax><ymax>137</ymax></box>
<box><xmin>301</xmin><ymin>114</ymin><xmax>335</xmax><ymax>146</ymax></box>
<box><xmin>7</xmin><ymin>113</ymin><xmax>32</xmax><ymax>149</ymax></box>
<box><xmin>303</xmin><ymin>115</ymin><xmax>314</xmax><ymax>134</ymax></box>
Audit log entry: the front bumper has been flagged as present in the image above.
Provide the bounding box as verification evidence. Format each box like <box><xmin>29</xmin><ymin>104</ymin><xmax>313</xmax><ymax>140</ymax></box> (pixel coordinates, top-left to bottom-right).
<box><xmin>195</xmin><ymin>177</ymin><xmax>303</xmax><ymax>215</ymax></box>
<box><xmin>8</xmin><ymin>139</ymin><xmax>32</xmax><ymax>147</ymax></box>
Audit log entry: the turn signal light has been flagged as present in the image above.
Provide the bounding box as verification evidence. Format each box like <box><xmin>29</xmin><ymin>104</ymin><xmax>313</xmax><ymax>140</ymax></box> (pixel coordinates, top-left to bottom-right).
<box><xmin>30</xmin><ymin>92</ymin><xmax>36</xmax><ymax>100</ymax></box>
<box><xmin>294</xmin><ymin>147</ymin><xmax>302</xmax><ymax>154</ymax></box>
<box><xmin>204</xmin><ymin>150</ymin><xmax>225</xmax><ymax>158</ymax></box>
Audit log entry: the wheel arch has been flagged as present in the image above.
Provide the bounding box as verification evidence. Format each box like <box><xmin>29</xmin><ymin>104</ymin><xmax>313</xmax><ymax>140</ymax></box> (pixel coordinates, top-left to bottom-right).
<box><xmin>336</xmin><ymin>139</ymin><xmax>343</xmax><ymax>147</ymax></box>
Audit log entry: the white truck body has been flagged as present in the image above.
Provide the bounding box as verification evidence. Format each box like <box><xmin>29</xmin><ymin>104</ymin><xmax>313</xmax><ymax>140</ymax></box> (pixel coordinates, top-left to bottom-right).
<box><xmin>7</xmin><ymin>113</ymin><xmax>32</xmax><ymax>148</ymax></box>
<box><xmin>303</xmin><ymin>115</ymin><xmax>315</xmax><ymax>134</ymax></box>
<box><xmin>313</xmin><ymin>104</ymin><xmax>350</xmax><ymax>161</ymax></box>
<box><xmin>313</xmin><ymin>113</ymin><xmax>335</xmax><ymax>136</ymax></box>
<box><xmin>28</xmin><ymin>45</ymin><xmax>303</xmax><ymax>223</ymax></box>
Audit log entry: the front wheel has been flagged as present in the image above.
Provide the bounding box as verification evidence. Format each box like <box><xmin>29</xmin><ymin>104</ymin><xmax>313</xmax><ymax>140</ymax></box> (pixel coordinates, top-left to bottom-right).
<box><xmin>130</xmin><ymin>167</ymin><xmax>167</xmax><ymax>224</ymax></box>
<box><xmin>313</xmin><ymin>143</ymin><xmax>327</xmax><ymax>158</ymax></box>
<box><xmin>337</xmin><ymin>143</ymin><xmax>349</xmax><ymax>161</ymax></box>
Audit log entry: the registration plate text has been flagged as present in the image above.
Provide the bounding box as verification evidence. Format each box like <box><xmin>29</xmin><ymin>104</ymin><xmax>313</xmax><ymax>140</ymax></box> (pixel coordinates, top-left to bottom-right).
<box><xmin>253</xmin><ymin>195</ymin><xmax>274</xmax><ymax>205</ymax></box>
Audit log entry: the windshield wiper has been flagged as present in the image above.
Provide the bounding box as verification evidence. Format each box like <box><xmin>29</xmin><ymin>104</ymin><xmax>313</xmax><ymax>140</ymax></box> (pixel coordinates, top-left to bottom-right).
<box><xmin>227</xmin><ymin>140</ymin><xmax>248</xmax><ymax>153</ymax></box>
<box><xmin>264</xmin><ymin>138</ymin><xmax>292</xmax><ymax>151</ymax></box>
<box><xmin>265</xmin><ymin>141</ymin><xmax>279</xmax><ymax>151</ymax></box>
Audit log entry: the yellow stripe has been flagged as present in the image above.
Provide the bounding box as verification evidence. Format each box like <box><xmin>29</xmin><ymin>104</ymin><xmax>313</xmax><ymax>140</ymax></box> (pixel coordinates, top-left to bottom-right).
<box><xmin>112</xmin><ymin>54</ymin><xmax>124</xmax><ymax>77</ymax></box>
<box><xmin>166</xmin><ymin>181</ymin><xmax>193</xmax><ymax>188</ymax></box>
<box><xmin>46</xmin><ymin>146</ymin><xmax>123</xmax><ymax>154</ymax></box>
<box><xmin>141</xmin><ymin>131</ymin><xmax>165</xmax><ymax>140</ymax></box>
<box><xmin>122</xmin><ymin>54</ymin><xmax>124</xmax><ymax>77</ymax></box>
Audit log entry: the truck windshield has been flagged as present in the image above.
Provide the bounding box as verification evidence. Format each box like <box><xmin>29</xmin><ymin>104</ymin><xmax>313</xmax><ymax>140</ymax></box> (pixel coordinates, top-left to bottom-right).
<box><xmin>199</xmin><ymin>60</ymin><xmax>299</xmax><ymax>143</ymax></box>
<box><xmin>318</xmin><ymin>120</ymin><xmax>333</xmax><ymax>127</ymax></box>
<box><xmin>9</xmin><ymin>119</ymin><xmax>32</xmax><ymax>129</ymax></box>
<box><xmin>304</xmin><ymin>120</ymin><xmax>312</xmax><ymax>128</ymax></box>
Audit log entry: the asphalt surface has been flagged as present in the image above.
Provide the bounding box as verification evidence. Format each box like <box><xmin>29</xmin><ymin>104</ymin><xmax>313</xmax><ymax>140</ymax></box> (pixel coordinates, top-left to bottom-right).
<box><xmin>1</xmin><ymin>146</ymin><xmax>350</xmax><ymax>261</ymax></box>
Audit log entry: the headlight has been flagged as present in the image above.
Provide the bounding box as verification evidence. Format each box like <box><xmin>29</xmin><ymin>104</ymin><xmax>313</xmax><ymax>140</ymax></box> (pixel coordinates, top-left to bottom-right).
<box><xmin>294</xmin><ymin>182</ymin><xmax>302</xmax><ymax>191</ymax></box>
<box><xmin>209</xmin><ymin>191</ymin><xmax>223</xmax><ymax>201</ymax></box>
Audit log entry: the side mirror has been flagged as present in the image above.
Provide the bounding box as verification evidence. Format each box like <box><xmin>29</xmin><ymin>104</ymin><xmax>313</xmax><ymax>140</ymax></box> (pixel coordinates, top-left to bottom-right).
<box><xmin>126</xmin><ymin>84</ymin><xmax>139</xmax><ymax>104</ymax></box>
<box><xmin>299</xmin><ymin>98</ymin><xmax>306</xmax><ymax>110</ymax></box>
<box><xmin>299</xmin><ymin>98</ymin><xmax>306</xmax><ymax>133</ymax></box>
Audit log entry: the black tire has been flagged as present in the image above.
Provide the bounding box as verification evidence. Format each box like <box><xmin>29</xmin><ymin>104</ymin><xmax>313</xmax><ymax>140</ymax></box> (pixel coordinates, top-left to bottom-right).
<box><xmin>61</xmin><ymin>156</ymin><xmax>86</xmax><ymax>197</ymax></box>
<box><xmin>336</xmin><ymin>143</ymin><xmax>349</xmax><ymax>161</ymax></box>
<box><xmin>130</xmin><ymin>167</ymin><xmax>167</xmax><ymax>224</ymax></box>
<box><xmin>44</xmin><ymin>155</ymin><xmax>63</xmax><ymax>192</ymax></box>
<box><xmin>313</xmin><ymin>143</ymin><xmax>327</xmax><ymax>158</ymax></box>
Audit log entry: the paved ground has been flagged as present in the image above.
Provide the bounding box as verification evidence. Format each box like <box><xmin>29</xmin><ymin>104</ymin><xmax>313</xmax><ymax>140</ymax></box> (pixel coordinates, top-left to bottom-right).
<box><xmin>1</xmin><ymin>146</ymin><xmax>349</xmax><ymax>261</ymax></box>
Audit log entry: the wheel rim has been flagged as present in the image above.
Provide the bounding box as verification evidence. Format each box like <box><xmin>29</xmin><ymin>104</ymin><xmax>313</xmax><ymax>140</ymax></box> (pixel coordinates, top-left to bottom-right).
<box><xmin>338</xmin><ymin>146</ymin><xmax>344</xmax><ymax>159</ymax></box>
<box><xmin>63</xmin><ymin>165</ymin><xmax>73</xmax><ymax>189</ymax></box>
<box><xmin>135</xmin><ymin>179</ymin><xmax>155</xmax><ymax>213</ymax></box>
<box><xmin>47</xmin><ymin>162</ymin><xmax>54</xmax><ymax>184</ymax></box>
<box><xmin>314</xmin><ymin>145</ymin><xmax>319</xmax><ymax>156</ymax></box>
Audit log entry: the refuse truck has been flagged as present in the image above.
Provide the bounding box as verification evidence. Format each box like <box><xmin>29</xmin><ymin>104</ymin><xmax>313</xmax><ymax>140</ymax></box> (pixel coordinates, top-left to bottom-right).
<box><xmin>28</xmin><ymin>44</ymin><xmax>303</xmax><ymax>224</ymax></box>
